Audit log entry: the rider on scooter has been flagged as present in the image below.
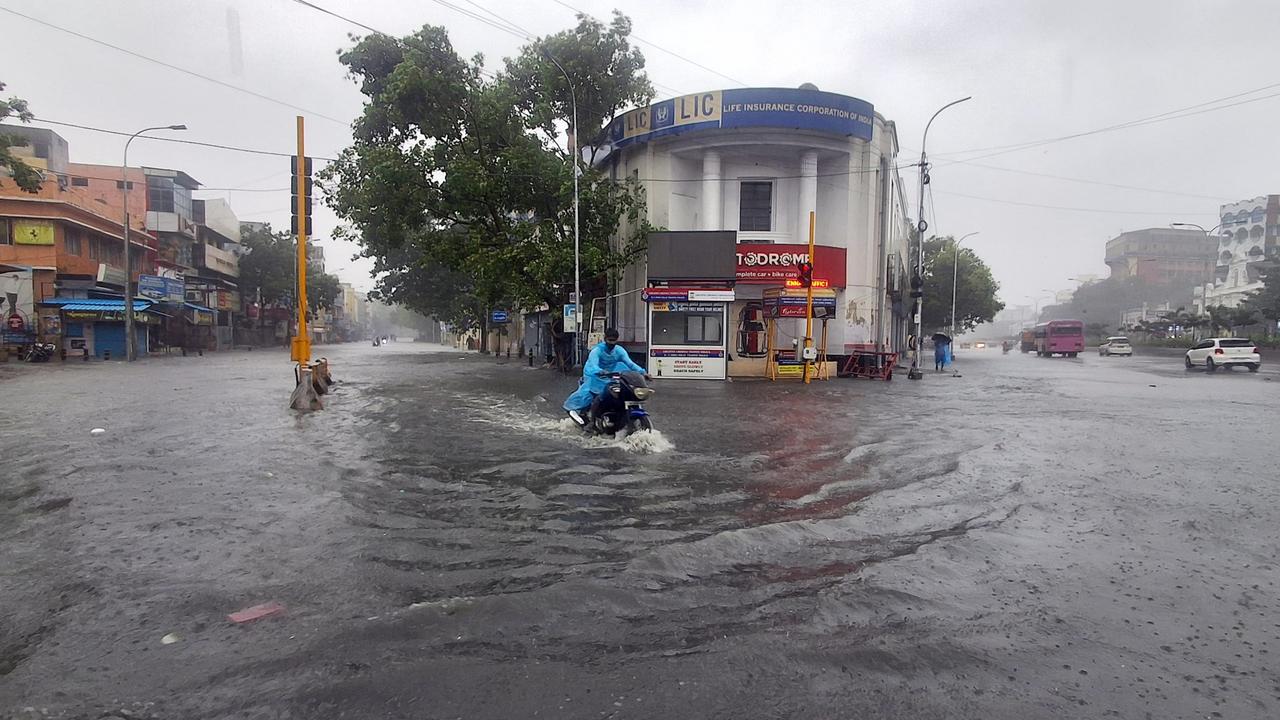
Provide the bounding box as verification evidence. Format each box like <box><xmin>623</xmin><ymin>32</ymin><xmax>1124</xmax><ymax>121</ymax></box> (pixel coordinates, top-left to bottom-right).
<box><xmin>563</xmin><ymin>328</ymin><xmax>648</xmax><ymax>426</ymax></box>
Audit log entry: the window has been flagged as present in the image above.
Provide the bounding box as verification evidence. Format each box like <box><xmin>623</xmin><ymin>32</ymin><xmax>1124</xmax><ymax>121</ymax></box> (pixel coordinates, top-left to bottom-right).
<box><xmin>88</xmin><ymin>236</ymin><xmax>122</xmax><ymax>267</ymax></box>
<box><xmin>0</xmin><ymin>218</ymin><xmax>10</xmax><ymax>245</ymax></box>
<box><xmin>71</xmin><ymin>176</ymin><xmax>89</xmax><ymax>187</ymax></box>
<box><xmin>1051</xmin><ymin>325</ymin><xmax>1083</xmax><ymax>336</ymax></box>
<box><xmin>739</xmin><ymin>181</ymin><xmax>772</xmax><ymax>232</ymax></box>
<box><xmin>651</xmin><ymin>311</ymin><xmax>723</xmax><ymax>346</ymax></box>
<box><xmin>64</xmin><ymin>228</ymin><xmax>83</xmax><ymax>256</ymax></box>
<box><xmin>115</xmin><ymin>180</ymin><xmax>134</xmax><ymax>190</ymax></box>
<box><xmin>33</xmin><ymin>142</ymin><xmax>49</xmax><ymax>159</ymax></box>
<box><xmin>686</xmin><ymin>314</ymin><xmax>723</xmax><ymax>345</ymax></box>
<box><xmin>147</xmin><ymin>176</ymin><xmax>175</xmax><ymax>213</ymax></box>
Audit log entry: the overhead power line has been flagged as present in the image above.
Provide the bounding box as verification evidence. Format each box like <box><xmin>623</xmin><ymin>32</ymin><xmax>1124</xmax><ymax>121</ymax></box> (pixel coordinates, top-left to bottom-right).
<box><xmin>934</xmin><ymin>80</ymin><xmax>1280</xmax><ymax>163</ymax></box>
<box><xmin>0</xmin><ymin>5</ymin><xmax>351</xmax><ymax>127</ymax></box>
<box><xmin>933</xmin><ymin>188</ymin><xmax>1217</xmax><ymax>216</ymax></box>
<box><xmin>944</xmin><ymin>159</ymin><xmax>1234</xmax><ymax>202</ymax></box>
<box><xmin>29</xmin><ymin>117</ymin><xmax>337</xmax><ymax>161</ymax></box>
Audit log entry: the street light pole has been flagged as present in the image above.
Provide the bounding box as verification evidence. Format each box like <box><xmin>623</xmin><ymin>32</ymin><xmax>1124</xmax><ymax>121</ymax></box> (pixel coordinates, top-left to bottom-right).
<box><xmin>910</xmin><ymin>96</ymin><xmax>972</xmax><ymax>380</ymax></box>
<box><xmin>950</xmin><ymin>231</ymin><xmax>980</xmax><ymax>340</ymax></box>
<box><xmin>1172</xmin><ymin>222</ymin><xmax>1223</xmax><ymax>315</ymax></box>
<box><xmin>121</xmin><ymin>124</ymin><xmax>186</xmax><ymax>361</ymax></box>
<box><xmin>543</xmin><ymin>52</ymin><xmax>581</xmax><ymax>369</ymax></box>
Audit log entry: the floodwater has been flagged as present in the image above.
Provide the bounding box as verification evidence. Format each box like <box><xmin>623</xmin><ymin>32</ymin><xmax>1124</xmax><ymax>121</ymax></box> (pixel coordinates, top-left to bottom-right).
<box><xmin>2</xmin><ymin>343</ymin><xmax>1278</xmax><ymax>719</ymax></box>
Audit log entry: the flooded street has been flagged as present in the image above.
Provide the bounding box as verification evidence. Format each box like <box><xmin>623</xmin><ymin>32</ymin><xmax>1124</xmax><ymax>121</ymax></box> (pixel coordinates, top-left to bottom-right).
<box><xmin>3</xmin><ymin>344</ymin><xmax>1279</xmax><ymax>719</ymax></box>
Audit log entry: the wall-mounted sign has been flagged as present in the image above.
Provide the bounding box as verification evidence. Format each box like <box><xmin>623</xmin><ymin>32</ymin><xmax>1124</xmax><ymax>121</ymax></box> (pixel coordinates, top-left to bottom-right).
<box><xmin>138</xmin><ymin>274</ymin><xmax>185</xmax><ymax>303</ymax></box>
<box><xmin>13</xmin><ymin>220</ymin><xmax>55</xmax><ymax>245</ymax></box>
<box><xmin>96</xmin><ymin>264</ymin><xmax>128</xmax><ymax>288</ymax></box>
<box><xmin>763</xmin><ymin>288</ymin><xmax>838</xmax><ymax>318</ymax></box>
<box><xmin>649</xmin><ymin>347</ymin><xmax>726</xmax><ymax>379</ymax></box>
<box><xmin>491</xmin><ymin>309</ymin><xmax>510</xmax><ymax>324</ymax></box>
<box><xmin>736</xmin><ymin>243</ymin><xmax>847</xmax><ymax>287</ymax></box>
<box><xmin>642</xmin><ymin>288</ymin><xmax>735</xmax><ymax>303</ymax></box>
<box><xmin>607</xmin><ymin>88</ymin><xmax>875</xmax><ymax>150</ymax></box>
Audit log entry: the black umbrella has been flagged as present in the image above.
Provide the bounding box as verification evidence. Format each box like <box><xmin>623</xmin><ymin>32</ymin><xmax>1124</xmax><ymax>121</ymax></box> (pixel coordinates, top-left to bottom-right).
<box><xmin>932</xmin><ymin>333</ymin><xmax>952</xmax><ymax>344</ymax></box>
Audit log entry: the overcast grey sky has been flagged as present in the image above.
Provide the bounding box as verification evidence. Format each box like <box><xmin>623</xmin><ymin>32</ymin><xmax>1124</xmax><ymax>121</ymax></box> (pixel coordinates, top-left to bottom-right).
<box><xmin>4</xmin><ymin>0</ymin><xmax>1279</xmax><ymax>304</ymax></box>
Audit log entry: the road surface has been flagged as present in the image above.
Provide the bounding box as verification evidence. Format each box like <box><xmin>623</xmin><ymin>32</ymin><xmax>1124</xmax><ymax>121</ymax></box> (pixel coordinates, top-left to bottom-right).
<box><xmin>2</xmin><ymin>344</ymin><xmax>1278</xmax><ymax>719</ymax></box>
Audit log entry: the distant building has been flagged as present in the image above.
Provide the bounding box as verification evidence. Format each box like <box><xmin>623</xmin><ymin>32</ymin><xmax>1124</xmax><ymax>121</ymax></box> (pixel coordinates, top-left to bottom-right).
<box><xmin>1195</xmin><ymin>195</ymin><xmax>1280</xmax><ymax>311</ymax></box>
<box><xmin>1104</xmin><ymin>228</ymin><xmax>1217</xmax><ymax>284</ymax></box>
<box><xmin>190</xmin><ymin>198</ymin><xmax>243</xmax><ymax>349</ymax></box>
<box><xmin>307</xmin><ymin>245</ymin><xmax>325</xmax><ymax>274</ymax></box>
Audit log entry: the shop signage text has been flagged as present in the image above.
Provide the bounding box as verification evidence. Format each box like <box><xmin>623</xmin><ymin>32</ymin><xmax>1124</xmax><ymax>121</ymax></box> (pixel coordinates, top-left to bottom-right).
<box><xmin>735</xmin><ymin>243</ymin><xmax>847</xmax><ymax>287</ymax></box>
<box><xmin>642</xmin><ymin>288</ymin><xmax>736</xmax><ymax>303</ymax></box>
<box><xmin>608</xmin><ymin>88</ymin><xmax>875</xmax><ymax>149</ymax></box>
<box><xmin>650</xmin><ymin>347</ymin><xmax>726</xmax><ymax>380</ymax></box>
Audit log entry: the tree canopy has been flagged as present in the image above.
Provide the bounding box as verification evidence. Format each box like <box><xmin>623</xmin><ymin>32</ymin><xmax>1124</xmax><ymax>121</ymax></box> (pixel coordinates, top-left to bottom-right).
<box><xmin>239</xmin><ymin>223</ymin><xmax>338</xmax><ymax>312</ymax></box>
<box><xmin>320</xmin><ymin>13</ymin><xmax>654</xmax><ymax>335</ymax></box>
<box><xmin>920</xmin><ymin>235</ymin><xmax>1004</xmax><ymax>333</ymax></box>
<box><xmin>0</xmin><ymin>81</ymin><xmax>41</xmax><ymax>193</ymax></box>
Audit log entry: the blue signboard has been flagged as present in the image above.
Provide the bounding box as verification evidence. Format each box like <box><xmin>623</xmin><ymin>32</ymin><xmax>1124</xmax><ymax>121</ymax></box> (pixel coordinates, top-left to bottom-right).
<box><xmin>606</xmin><ymin>87</ymin><xmax>874</xmax><ymax>150</ymax></box>
<box><xmin>137</xmin><ymin>274</ymin><xmax>184</xmax><ymax>302</ymax></box>
<box><xmin>491</xmin><ymin>310</ymin><xmax>510</xmax><ymax>324</ymax></box>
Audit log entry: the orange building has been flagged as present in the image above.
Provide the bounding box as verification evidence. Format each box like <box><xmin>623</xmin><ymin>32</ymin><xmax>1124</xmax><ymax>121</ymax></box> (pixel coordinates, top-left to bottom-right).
<box><xmin>2</xmin><ymin>128</ymin><xmax>161</xmax><ymax>357</ymax></box>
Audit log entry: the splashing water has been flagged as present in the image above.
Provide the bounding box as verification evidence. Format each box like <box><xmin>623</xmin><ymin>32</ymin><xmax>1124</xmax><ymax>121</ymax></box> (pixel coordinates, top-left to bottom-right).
<box><xmin>465</xmin><ymin>397</ymin><xmax>673</xmax><ymax>454</ymax></box>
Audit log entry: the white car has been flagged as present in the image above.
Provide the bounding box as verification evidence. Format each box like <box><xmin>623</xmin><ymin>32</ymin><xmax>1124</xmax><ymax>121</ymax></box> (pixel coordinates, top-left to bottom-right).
<box><xmin>1185</xmin><ymin>338</ymin><xmax>1261</xmax><ymax>373</ymax></box>
<box><xmin>1098</xmin><ymin>336</ymin><xmax>1132</xmax><ymax>357</ymax></box>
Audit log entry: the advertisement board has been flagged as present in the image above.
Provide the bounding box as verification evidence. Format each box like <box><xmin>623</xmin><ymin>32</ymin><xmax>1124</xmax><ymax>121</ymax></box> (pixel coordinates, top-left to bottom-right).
<box><xmin>735</xmin><ymin>243</ymin><xmax>847</xmax><ymax>287</ymax></box>
<box><xmin>607</xmin><ymin>87</ymin><xmax>875</xmax><ymax>150</ymax></box>
<box><xmin>138</xmin><ymin>274</ymin><xmax>185</xmax><ymax>303</ymax></box>
<box><xmin>13</xmin><ymin>220</ymin><xmax>55</xmax><ymax>245</ymax></box>
<box><xmin>649</xmin><ymin>347</ymin><xmax>726</xmax><ymax>379</ymax></box>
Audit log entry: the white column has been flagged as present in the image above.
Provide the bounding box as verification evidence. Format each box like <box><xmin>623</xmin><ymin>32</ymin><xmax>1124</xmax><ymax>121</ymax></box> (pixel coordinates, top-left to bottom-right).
<box><xmin>701</xmin><ymin>150</ymin><xmax>721</xmax><ymax>231</ymax></box>
<box><xmin>798</xmin><ymin>150</ymin><xmax>818</xmax><ymax>243</ymax></box>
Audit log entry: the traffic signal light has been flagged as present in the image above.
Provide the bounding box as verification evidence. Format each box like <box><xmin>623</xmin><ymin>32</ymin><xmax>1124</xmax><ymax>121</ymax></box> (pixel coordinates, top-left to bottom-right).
<box><xmin>291</xmin><ymin>155</ymin><xmax>313</xmax><ymax>236</ymax></box>
<box><xmin>796</xmin><ymin>261</ymin><xmax>814</xmax><ymax>288</ymax></box>
<box><xmin>910</xmin><ymin>273</ymin><xmax>924</xmax><ymax>299</ymax></box>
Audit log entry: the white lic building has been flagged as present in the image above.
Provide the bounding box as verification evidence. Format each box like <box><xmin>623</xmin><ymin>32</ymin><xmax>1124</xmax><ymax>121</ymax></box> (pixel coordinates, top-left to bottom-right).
<box><xmin>1195</xmin><ymin>195</ymin><xmax>1279</xmax><ymax>311</ymax></box>
<box><xmin>598</xmin><ymin>85</ymin><xmax>913</xmax><ymax>377</ymax></box>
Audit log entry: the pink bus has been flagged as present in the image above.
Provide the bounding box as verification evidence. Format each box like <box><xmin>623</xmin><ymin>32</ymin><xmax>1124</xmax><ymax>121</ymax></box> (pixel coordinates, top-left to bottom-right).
<box><xmin>1034</xmin><ymin>320</ymin><xmax>1085</xmax><ymax>357</ymax></box>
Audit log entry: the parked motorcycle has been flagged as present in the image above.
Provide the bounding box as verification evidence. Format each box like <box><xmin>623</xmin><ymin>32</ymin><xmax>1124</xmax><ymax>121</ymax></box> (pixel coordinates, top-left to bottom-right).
<box><xmin>23</xmin><ymin>342</ymin><xmax>56</xmax><ymax>363</ymax></box>
<box><xmin>586</xmin><ymin>371</ymin><xmax>654</xmax><ymax>437</ymax></box>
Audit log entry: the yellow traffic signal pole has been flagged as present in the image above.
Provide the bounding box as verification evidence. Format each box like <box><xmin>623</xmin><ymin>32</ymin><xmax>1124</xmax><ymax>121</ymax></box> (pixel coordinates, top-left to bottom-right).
<box><xmin>289</xmin><ymin>115</ymin><xmax>322</xmax><ymax>411</ymax></box>
<box><xmin>803</xmin><ymin>211</ymin><xmax>816</xmax><ymax>384</ymax></box>
<box><xmin>292</xmin><ymin>115</ymin><xmax>311</xmax><ymax>365</ymax></box>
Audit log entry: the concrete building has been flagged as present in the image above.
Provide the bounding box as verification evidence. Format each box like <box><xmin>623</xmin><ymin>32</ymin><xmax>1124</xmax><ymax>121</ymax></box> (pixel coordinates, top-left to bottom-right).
<box><xmin>1104</xmin><ymin>228</ymin><xmax>1217</xmax><ymax>285</ymax></box>
<box><xmin>2</xmin><ymin>130</ymin><xmax>165</xmax><ymax>358</ymax></box>
<box><xmin>190</xmin><ymin>198</ymin><xmax>243</xmax><ymax>349</ymax></box>
<box><xmin>600</xmin><ymin>85</ymin><xmax>913</xmax><ymax>378</ymax></box>
<box><xmin>1194</xmin><ymin>195</ymin><xmax>1280</xmax><ymax>311</ymax></box>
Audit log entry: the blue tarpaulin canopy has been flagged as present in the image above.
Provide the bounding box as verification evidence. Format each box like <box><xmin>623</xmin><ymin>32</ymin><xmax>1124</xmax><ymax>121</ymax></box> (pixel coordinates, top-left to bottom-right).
<box><xmin>41</xmin><ymin>298</ymin><xmax>154</xmax><ymax>311</ymax></box>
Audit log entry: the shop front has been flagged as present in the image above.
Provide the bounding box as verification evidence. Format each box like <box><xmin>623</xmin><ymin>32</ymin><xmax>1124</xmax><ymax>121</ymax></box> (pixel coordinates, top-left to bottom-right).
<box><xmin>49</xmin><ymin>300</ymin><xmax>158</xmax><ymax>359</ymax></box>
<box><xmin>644</xmin><ymin>288</ymin><xmax>735</xmax><ymax>379</ymax></box>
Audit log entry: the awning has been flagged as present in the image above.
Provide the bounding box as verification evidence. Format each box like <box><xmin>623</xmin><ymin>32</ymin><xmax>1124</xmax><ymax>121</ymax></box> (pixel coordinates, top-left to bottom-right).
<box><xmin>41</xmin><ymin>298</ymin><xmax>154</xmax><ymax>311</ymax></box>
<box><xmin>184</xmin><ymin>302</ymin><xmax>215</xmax><ymax>313</ymax></box>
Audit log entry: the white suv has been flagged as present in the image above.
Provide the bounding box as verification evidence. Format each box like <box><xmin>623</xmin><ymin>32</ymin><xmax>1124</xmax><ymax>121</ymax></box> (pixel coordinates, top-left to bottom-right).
<box><xmin>1185</xmin><ymin>338</ymin><xmax>1261</xmax><ymax>373</ymax></box>
<box><xmin>1099</xmin><ymin>336</ymin><xmax>1132</xmax><ymax>357</ymax></box>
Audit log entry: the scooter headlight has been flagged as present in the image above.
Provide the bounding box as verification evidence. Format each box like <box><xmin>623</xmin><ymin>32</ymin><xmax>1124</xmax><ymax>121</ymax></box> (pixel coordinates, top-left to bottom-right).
<box><xmin>632</xmin><ymin>387</ymin><xmax>654</xmax><ymax>400</ymax></box>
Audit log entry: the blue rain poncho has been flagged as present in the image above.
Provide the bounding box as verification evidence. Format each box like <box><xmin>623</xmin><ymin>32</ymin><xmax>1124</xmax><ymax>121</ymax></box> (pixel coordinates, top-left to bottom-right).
<box><xmin>563</xmin><ymin>342</ymin><xmax>646</xmax><ymax>412</ymax></box>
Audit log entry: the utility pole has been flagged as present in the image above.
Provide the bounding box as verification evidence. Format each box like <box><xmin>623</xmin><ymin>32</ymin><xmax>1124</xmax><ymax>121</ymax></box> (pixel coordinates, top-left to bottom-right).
<box><xmin>543</xmin><ymin>52</ymin><xmax>581</xmax><ymax>369</ymax></box>
<box><xmin>803</xmin><ymin>211</ymin><xmax>816</xmax><ymax>384</ymax></box>
<box><xmin>909</xmin><ymin>96</ymin><xmax>971</xmax><ymax>380</ymax></box>
<box><xmin>950</xmin><ymin>231</ymin><xmax>980</xmax><ymax>340</ymax></box>
<box><xmin>121</xmin><ymin>124</ymin><xmax>185</xmax><ymax>361</ymax></box>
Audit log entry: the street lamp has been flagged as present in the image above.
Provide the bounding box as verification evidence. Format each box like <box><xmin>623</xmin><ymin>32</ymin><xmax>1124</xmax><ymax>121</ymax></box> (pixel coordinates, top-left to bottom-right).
<box><xmin>910</xmin><ymin>96</ymin><xmax>972</xmax><ymax>380</ymax></box>
<box><xmin>122</xmin><ymin>124</ymin><xmax>186</xmax><ymax>361</ymax></box>
<box><xmin>950</xmin><ymin>231</ymin><xmax>980</xmax><ymax>340</ymax></box>
<box><xmin>1172</xmin><ymin>222</ymin><xmax>1224</xmax><ymax>314</ymax></box>
<box><xmin>542</xmin><ymin>52</ymin><xmax>581</xmax><ymax>369</ymax></box>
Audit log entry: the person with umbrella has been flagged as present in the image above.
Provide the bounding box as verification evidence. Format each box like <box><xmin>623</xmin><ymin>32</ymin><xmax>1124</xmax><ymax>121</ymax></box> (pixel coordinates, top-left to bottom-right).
<box><xmin>932</xmin><ymin>332</ymin><xmax>952</xmax><ymax>372</ymax></box>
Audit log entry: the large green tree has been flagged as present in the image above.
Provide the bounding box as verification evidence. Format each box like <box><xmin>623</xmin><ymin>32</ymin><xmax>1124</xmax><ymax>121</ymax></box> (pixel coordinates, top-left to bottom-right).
<box><xmin>0</xmin><ymin>81</ymin><xmax>41</xmax><ymax>193</ymax></box>
<box><xmin>239</xmin><ymin>223</ymin><xmax>338</xmax><ymax>312</ymax></box>
<box><xmin>321</xmin><ymin>13</ymin><xmax>654</xmax><ymax>350</ymax></box>
<box><xmin>920</xmin><ymin>236</ymin><xmax>1004</xmax><ymax>333</ymax></box>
